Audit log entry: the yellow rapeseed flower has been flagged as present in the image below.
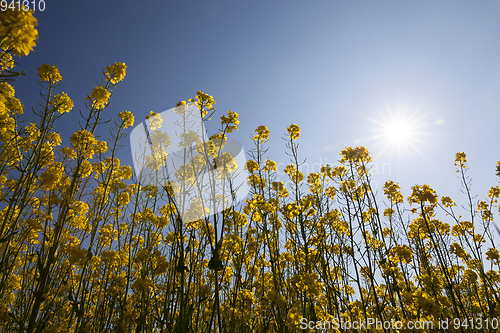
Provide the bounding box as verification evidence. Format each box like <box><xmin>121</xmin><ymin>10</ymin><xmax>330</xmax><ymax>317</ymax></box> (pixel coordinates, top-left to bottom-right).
<box><xmin>50</xmin><ymin>92</ymin><xmax>73</xmax><ymax>114</ymax></box>
<box><xmin>220</xmin><ymin>110</ymin><xmax>239</xmax><ymax>132</ymax></box>
<box><xmin>389</xmin><ymin>244</ymin><xmax>413</xmax><ymax>264</ymax></box>
<box><xmin>454</xmin><ymin>151</ymin><xmax>467</xmax><ymax>170</ymax></box>
<box><xmin>46</xmin><ymin>132</ymin><xmax>62</xmax><ymax>147</ymax></box>
<box><xmin>0</xmin><ymin>8</ymin><xmax>38</xmax><ymax>56</ymax></box>
<box><xmin>101</xmin><ymin>250</ymin><xmax>121</xmax><ymax>267</ymax></box>
<box><xmin>70</xmin><ymin>129</ymin><xmax>97</xmax><ymax>159</ymax></box>
<box><xmin>104</xmin><ymin>62</ymin><xmax>127</xmax><ymax>84</ymax></box>
<box><xmin>441</xmin><ymin>196</ymin><xmax>456</xmax><ymax>208</ymax></box>
<box><xmin>245</xmin><ymin>159</ymin><xmax>259</xmax><ymax>173</ymax></box>
<box><xmin>38</xmin><ymin>161</ymin><xmax>65</xmax><ymax>191</ymax></box>
<box><xmin>196</xmin><ymin>90</ymin><xmax>215</xmax><ymax>116</ymax></box>
<box><xmin>408</xmin><ymin>184</ymin><xmax>438</xmax><ymax>205</ymax></box>
<box><xmin>118</xmin><ymin>111</ymin><xmax>134</xmax><ymax>128</ymax></box>
<box><xmin>340</xmin><ymin>146</ymin><xmax>372</xmax><ymax>164</ymax></box>
<box><xmin>87</xmin><ymin>86</ymin><xmax>110</xmax><ymax>110</ymax></box>
<box><xmin>147</xmin><ymin>111</ymin><xmax>162</xmax><ymax>130</ymax></box>
<box><xmin>0</xmin><ymin>52</ymin><xmax>14</xmax><ymax>71</ymax></box>
<box><xmin>0</xmin><ymin>82</ymin><xmax>15</xmax><ymax>99</ymax></box>
<box><xmin>263</xmin><ymin>159</ymin><xmax>277</xmax><ymax>172</ymax></box>
<box><xmin>383</xmin><ymin>180</ymin><xmax>404</xmax><ymax>204</ymax></box>
<box><xmin>37</xmin><ymin>64</ymin><xmax>62</xmax><ymax>83</ymax></box>
<box><xmin>287</xmin><ymin>123</ymin><xmax>300</xmax><ymax>140</ymax></box>
<box><xmin>253</xmin><ymin>125</ymin><xmax>270</xmax><ymax>143</ymax></box>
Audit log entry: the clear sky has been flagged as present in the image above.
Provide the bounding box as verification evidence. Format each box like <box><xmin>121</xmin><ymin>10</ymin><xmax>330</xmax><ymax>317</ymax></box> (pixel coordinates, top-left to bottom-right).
<box><xmin>12</xmin><ymin>0</ymin><xmax>500</xmax><ymax>217</ymax></box>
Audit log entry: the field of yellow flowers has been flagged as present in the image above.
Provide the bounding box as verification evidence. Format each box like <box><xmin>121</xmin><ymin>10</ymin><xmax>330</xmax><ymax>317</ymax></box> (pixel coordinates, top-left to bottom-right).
<box><xmin>1</xmin><ymin>8</ymin><xmax>500</xmax><ymax>333</ymax></box>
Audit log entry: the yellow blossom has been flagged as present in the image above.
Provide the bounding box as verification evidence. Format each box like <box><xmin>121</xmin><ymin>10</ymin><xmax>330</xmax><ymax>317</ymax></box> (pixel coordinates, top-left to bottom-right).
<box><xmin>455</xmin><ymin>151</ymin><xmax>467</xmax><ymax>169</ymax></box>
<box><xmin>39</xmin><ymin>161</ymin><xmax>65</xmax><ymax>190</ymax></box>
<box><xmin>486</xmin><ymin>248</ymin><xmax>500</xmax><ymax>263</ymax></box>
<box><xmin>0</xmin><ymin>8</ymin><xmax>38</xmax><ymax>56</ymax></box>
<box><xmin>408</xmin><ymin>184</ymin><xmax>438</xmax><ymax>204</ymax></box>
<box><xmin>263</xmin><ymin>159</ymin><xmax>277</xmax><ymax>172</ymax></box>
<box><xmin>441</xmin><ymin>196</ymin><xmax>455</xmax><ymax>207</ymax></box>
<box><xmin>0</xmin><ymin>82</ymin><xmax>15</xmax><ymax>99</ymax></box>
<box><xmin>389</xmin><ymin>244</ymin><xmax>413</xmax><ymax>264</ymax></box>
<box><xmin>0</xmin><ymin>52</ymin><xmax>14</xmax><ymax>71</ymax></box>
<box><xmin>383</xmin><ymin>180</ymin><xmax>404</xmax><ymax>204</ymax></box>
<box><xmin>146</xmin><ymin>111</ymin><xmax>162</xmax><ymax>130</ymax></box>
<box><xmin>253</xmin><ymin>125</ymin><xmax>270</xmax><ymax>143</ymax></box>
<box><xmin>131</xmin><ymin>277</ymin><xmax>153</xmax><ymax>295</ymax></box>
<box><xmin>118</xmin><ymin>111</ymin><xmax>134</xmax><ymax>128</ymax></box>
<box><xmin>70</xmin><ymin>129</ymin><xmax>96</xmax><ymax>158</ymax></box>
<box><xmin>86</xmin><ymin>86</ymin><xmax>110</xmax><ymax>110</ymax></box>
<box><xmin>37</xmin><ymin>64</ymin><xmax>62</xmax><ymax>83</ymax></box>
<box><xmin>101</xmin><ymin>250</ymin><xmax>121</xmax><ymax>267</ymax></box>
<box><xmin>220</xmin><ymin>110</ymin><xmax>239</xmax><ymax>133</ymax></box>
<box><xmin>104</xmin><ymin>62</ymin><xmax>127</xmax><ymax>84</ymax></box>
<box><xmin>287</xmin><ymin>123</ymin><xmax>300</xmax><ymax>140</ymax></box>
<box><xmin>50</xmin><ymin>92</ymin><xmax>73</xmax><ymax>114</ymax></box>
<box><xmin>245</xmin><ymin>159</ymin><xmax>259</xmax><ymax>173</ymax></box>
<box><xmin>195</xmin><ymin>90</ymin><xmax>215</xmax><ymax>116</ymax></box>
<box><xmin>340</xmin><ymin>146</ymin><xmax>371</xmax><ymax>164</ymax></box>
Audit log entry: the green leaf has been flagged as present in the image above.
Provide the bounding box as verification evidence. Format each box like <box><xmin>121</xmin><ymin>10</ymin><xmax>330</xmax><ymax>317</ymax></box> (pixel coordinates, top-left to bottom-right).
<box><xmin>208</xmin><ymin>240</ymin><xmax>224</xmax><ymax>271</ymax></box>
<box><xmin>208</xmin><ymin>256</ymin><xmax>223</xmax><ymax>271</ymax></box>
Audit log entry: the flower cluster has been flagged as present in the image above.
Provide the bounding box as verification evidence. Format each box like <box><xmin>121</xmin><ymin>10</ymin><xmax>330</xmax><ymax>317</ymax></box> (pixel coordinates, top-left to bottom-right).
<box><xmin>220</xmin><ymin>110</ymin><xmax>239</xmax><ymax>133</ymax></box>
<box><xmin>86</xmin><ymin>86</ymin><xmax>110</xmax><ymax>110</ymax></box>
<box><xmin>253</xmin><ymin>125</ymin><xmax>270</xmax><ymax>142</ymax></box>
<box><xmin>104</xmin><ymin>62</ymin><xmax>127</xmax><ymax>84</ymax></box>
<box><xmin>0</xmin><ymin>7</ymin><xmax>38</xmax><ymax>56</ymax></box>
<box><xmin>0</xmin><ymin>52</ymin><xmax>14</xmax><ymax>71</ymax></box>
<box><xmin>37</xmin><ymin>64</ymin><xmax>62</xmax><ymax>83</ymax></box>
<box><xmin>118</xmin><ymin>110</ymin><xmax>134</xmax><ymax>128</ymax></box>
<box><xmin>408</xmin><ymin>183</ymin><xmax>439</xmax><ymax>204</ymax></box>
<box><xmin>287</xmin><ymin>123</ymin><xmax>300</xmax><ymax>140</ymax></box>
<box><xmin>50</xmin><ymin>92</ymin><xmax>74</xmax><ymax>114</ymax></box>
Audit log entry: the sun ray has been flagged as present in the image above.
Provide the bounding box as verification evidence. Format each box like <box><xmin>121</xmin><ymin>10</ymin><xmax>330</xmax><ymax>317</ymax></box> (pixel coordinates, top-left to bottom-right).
<box><xmin>366</xmin><ymin>105</ymin><xmax>430</xmax><ymax>162</ymax></box>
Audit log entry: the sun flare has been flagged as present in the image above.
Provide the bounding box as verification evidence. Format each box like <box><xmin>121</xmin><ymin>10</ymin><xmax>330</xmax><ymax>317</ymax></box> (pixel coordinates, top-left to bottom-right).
<box><xmin>368</xmin><ymin>106</ymin><xmax>428</xmax><ymax>160</ymax></box>
<box><xmin>385</xmin><ymin>119</ymin><xmax>412</xmax><ymax>143</ymax></box>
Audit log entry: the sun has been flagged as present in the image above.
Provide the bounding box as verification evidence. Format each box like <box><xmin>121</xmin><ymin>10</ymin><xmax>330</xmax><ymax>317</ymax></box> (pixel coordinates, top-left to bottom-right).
<box><xmin>368</xmin><ymin>106</ymin><xmax>428</xmax><ymax>160</ymax></box>
<box><xmin>385</xmin><ymin>119</ymin><xmax>412</xmax><ymax>144</ymax></box>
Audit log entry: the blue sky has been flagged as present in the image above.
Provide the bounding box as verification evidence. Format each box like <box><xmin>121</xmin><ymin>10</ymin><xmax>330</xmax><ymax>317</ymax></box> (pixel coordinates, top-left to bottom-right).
<box><xmin>13</xmin><ymin>0</ymin><xmax>500</xmax><ymax>213</ymax></box>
